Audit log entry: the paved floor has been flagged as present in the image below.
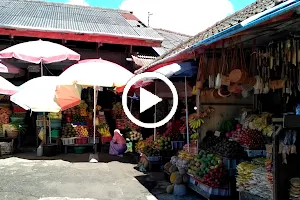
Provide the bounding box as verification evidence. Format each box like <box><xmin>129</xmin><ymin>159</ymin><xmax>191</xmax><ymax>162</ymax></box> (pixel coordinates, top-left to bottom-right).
<box><xmin>0</xmin><ymin>153</ymin><xmax>200</xmax><ymax>200</ymax></box>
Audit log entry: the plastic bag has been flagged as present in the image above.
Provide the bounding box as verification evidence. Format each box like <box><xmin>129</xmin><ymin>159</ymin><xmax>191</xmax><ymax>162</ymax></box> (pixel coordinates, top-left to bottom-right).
<box><xmin>38</xmin><ymin>127</ymin><xmax>44</xmax><ymax>141</ymax></box>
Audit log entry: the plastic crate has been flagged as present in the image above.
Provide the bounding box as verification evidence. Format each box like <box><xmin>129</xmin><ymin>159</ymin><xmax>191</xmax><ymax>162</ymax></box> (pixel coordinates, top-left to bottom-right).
<box><xmin>171</xmin><ymin>141</ymin><xmax>184</xmax><ymax>150</ymax></box>
<box><xmin>51</xmin><ymin>130</ymin><xmax>60</xmax><ymax>138</ymax></box>
<box><xmin>197</xmin><ymin>182</ymin><xmax>229</xmax><ymax>196</ymax></box>
<box><xmin>147</xmin><ymin>156</ymin><xmax>161</xmax><ymax>162</ymax></box>
<box><xmin>75</xmin><ymin>137</ymin><xmax>88</xmax><ymax>144</ymax></box>
<box><xmin>74</xmin><ymin>146</ymin><xmax>85</xmax><ymax>154</ymax></box>
<box><xmin>88</xmin><ymin>137</ymin><xmax>100</xmax><ymax>144</ymax></box>
<box><xmin>61</xmin><ymin>137</ymin><xmax>77</xmax><ymax>145</ymax></box>
<box><xmin>101</xmin><ymin>136</ymin><xmax>112</xmax><ymax>143</ymax></box>
<box><xmin>245</xmin><ymin>150</ymin><xmax>266</xmax><ymax>158</ymax></box>
<box><xmin>50</xmin><ymin>120</ymin><xmax>61</xmax><ymax>129</ymax></box>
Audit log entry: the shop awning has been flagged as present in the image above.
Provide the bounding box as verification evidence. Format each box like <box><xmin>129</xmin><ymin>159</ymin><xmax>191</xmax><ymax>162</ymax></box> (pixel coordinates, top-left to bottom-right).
<box><xmin>150</xmin><ymin>61</ymin><xmax>197</xmax><ymax>78</ymax></box>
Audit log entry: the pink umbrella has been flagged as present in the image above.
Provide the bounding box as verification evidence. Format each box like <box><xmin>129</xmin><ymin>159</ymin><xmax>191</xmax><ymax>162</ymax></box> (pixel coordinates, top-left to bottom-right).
<box><xmin>0</xmin><ymin>40</ymin><xmax>80</xmax><ymax>64</ymax></box>
<box><xmin>0</xmin><ymin>60</ymin><xmax>25</xmax><ymax>78</ymax></box>
<box><xmin>0</xmin><ymin>76</ymin><xmax>18</xmax><ymax>95</ymax></box>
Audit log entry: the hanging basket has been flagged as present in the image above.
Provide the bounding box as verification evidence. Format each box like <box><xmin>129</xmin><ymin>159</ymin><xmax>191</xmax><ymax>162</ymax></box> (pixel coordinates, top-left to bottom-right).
<box><xmin>229</xmin><ymin>69</ymin><xmax>247</xmax><ymax>84</ymax></box>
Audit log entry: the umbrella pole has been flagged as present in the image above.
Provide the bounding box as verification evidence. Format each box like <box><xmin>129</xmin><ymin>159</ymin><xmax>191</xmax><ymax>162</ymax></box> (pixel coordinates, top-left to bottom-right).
<box><xmin>41</xmin><ymin>62</ymin><xmax>47</xmax><ymax>145</ymax></box>
<box><xmin>154</xmin><ymin>81</ymin><xmax>156</xmax><ymax>141</ymax></box>
<box><xmin>185</xmin><ymin>77</ymin><xmax>190</xmax><ymax>152</ymax></box>
<box><xmin>93</xmin><ymin>85</ymin><xmax>97</xmax><ymax>153</ymax></box>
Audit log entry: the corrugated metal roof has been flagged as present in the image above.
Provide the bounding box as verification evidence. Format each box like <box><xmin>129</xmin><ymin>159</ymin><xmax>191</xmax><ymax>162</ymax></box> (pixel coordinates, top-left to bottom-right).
<box><xmin>152</xmin><ymin>29</ymin><xmax>190</xmax><ymax>55</ymax></box>
<box><xmin>0</xmin><ymin>0</ymin><xmax>163</xmax><ymax>41</ymax></box>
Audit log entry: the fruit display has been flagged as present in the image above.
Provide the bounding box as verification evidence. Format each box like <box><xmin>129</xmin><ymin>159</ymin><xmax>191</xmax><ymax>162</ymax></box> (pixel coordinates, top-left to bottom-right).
<box><xmin>112</xmin><ymin>102</ymin><xmax>123</xmax><ymax>119</ymax></box>
<box><xmin>162</xmin><ymin>119</ymin><xmax>183</xmax><ymax>140</ymax></box>
<box><xmin>189</xmin><ymin>118</ymin><xmax>204</xmax><ymax>130</ymax></box>
<box><xmin>48</xmin><ymin>112</ymin><xmax>62</xmax><ymax>120</ymax></box>
<box><xmin>238</xmin><ymin>129</ymin><xmax>265</xmax><ymax>150</ymax></box>
<box><xmin>190</xmin><ymin>132</ymin><xmax>200</xmax><ymax>140</ymax></box>
<box><xmin>74</xmin><ymin>125</ymin><xmax>89</xmax><ymax>137</ymax></box>
<box><xmin>0</xmin><ymin>107</ymin><xmax>11</xmax><ymax>124</ymax></box>
<box><xmin>244</xmin><ymin>113</ymin><xmax>274</xmax><ymax>137</ymax></box>
<box><xmin>178</xmin><ymin>150</ymin><xmax>195</xmax><ymax>161</ymax></box>
<box><xmin>142</xmin><ymin>145</ymin><xmax>160</xmax><ymax>157</ymax></box>
<box><xmin>208</xmin><ymin>139</ymin><xmax>246</xmax><ymax>158</ymax></box>
<box><xmin>72</xmin><ymin>114</ymin><xmax>86</xmax><ymax>123</ymax></box>
<box><xmin>201</xmin><ymin>167</ymin><xmax>227</xmax><ymax>188</ymax></box>
<box><xmin>219</xmin><ymin>119</ymin><xmax>237</xmax><ymax>134</ymax></box>
<box><xmin>97</xmin><ymin>124</ymin><xmax>111</xmax><ymax>137</ymax></box>
<box><xmin>170</xmin><ymin>156</ymin><xmax>189</xmax><ymax>171</ymax></box>
<box><xmin>187</xmin><ymin>150</ymin><xmax>222</xmax><ymax>179</ymax></box>
<box><xmin>153</xmin><ymin>136</ymin><xmax>171</xmax><ymax>151</ymax></box>
<box><xmin>136</xmin><ymin>140</ymin><xmax>146</xmax><ymax>152</ymax></box>
<box><xmin>126</xmin><ymin>130</ymin><xmax>143</xmax><ymax>141</ymax></box>
<box><xmin>183</xmin><ymin>140</ymin><xmax>198</xmax><ymax>155</ymax></box>
<box><xmin>62</xmin><ymin>123</ymin><xmax>77</xmax><ymax>138</ymax></box>
<box><xmin>199</xmin><ymin>135</ymin><xmax>224</xmax><ymax>150</ymax></box>
<box><xmin>236</xmin><ymin>160</ymin><xmax>272</xmax><ymax>199</ymax></box>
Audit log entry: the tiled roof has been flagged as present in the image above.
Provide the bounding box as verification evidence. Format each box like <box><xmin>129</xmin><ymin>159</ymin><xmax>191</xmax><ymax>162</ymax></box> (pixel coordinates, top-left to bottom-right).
<box><xmin>135</xmin><ymin>0</ymin><xmax>289</xmax><ymax>73</ymax></box>
<box><xmin>153</xmin><ymin>29</ymin><xmax>190</xmax><ymax>55</ymax></box>
<box><xmin>0</xmin><ymin>0</ymin><xmax>163</xmax><ymax>41</ymax></box>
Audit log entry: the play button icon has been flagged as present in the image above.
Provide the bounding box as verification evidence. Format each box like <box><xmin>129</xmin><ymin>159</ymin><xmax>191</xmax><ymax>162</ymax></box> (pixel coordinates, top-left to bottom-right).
<box><xmin>139</xmin><ymin>88</ymin><xmax>162</xmax><ymax>113</ymax></box>
<box><xmin>122</xmin><ymin>72</ymin><xmax>178</xmax><ymax>129</ymax></box>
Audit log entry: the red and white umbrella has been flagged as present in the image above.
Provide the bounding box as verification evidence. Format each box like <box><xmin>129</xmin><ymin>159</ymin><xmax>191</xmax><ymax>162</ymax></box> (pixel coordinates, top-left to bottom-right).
<box><xmin>0</xmin><ymin>76</ymin><xmax>18</xmax><ymax>95</ymax></box>
<box><xmin>0</xmin><ymin>40</ymin><xmax>80</xmax><ymax>64</ymax></box>
<box><xmin>0</xmin><ymin>60</ymin><xmax>25</xmax><ymax>78</ymax></box>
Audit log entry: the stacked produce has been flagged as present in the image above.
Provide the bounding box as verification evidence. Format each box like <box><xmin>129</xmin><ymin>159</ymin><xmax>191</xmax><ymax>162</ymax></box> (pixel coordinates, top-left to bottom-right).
<box><xmin>265</xmin><ymin>159</ymin><xmax>273</xmax><ymax>184</ymax></box>
<box><xmin>62</xmin><ymin>123</ymin><xmax>77</xmax><ymax>138</ymax></box>
<box><xmin>178</xmin><ymin>150</ymin><xmax>194</xmax><ymax>161</ymax></box>
<box><xmin>74</xmin><ymin>125</ymin><xmax>89</xmax><ymax>137</ymax></box>
<box><xmin>245</xmin><ymin>113</ymin><xmax>273</xmax><ymax>137</ymax></box>
<box><xmin>208</xmin><ymin>139</ymin><xmax>246</xmax><ymax>158</ymax></box>
<box><xmin>0</xmin><ymin>107</ymin><xmax>11</xmax><ymax>124</ymax></box>
<box><xmin>237</xmin><ymin>160</ymin><xmax>273</xmax><ymax>199</ymax></box>
<box><xmin>48</xmin><ymin>112</ymin><xmax>62</xmax><ymax>120</ymax></box>
<box><xmin>164</xmin><ymin>162</ymin><xmax>189</xmax><ymax>196</ymax></box>
<box><xmin>97</xmin><ymin>124</ymin><xmax>111</xmax><ymax>137</ymax></box>
<box><xmin>72</xmin><ymin>114</ymin><xmax>86</xmax><ymax>123</ymax></box>
<box><xmin>238</xmin><ymin>129</ymin><xmax>265</xmax><ymax>150</ymax></box>
<box><xmin>170</xmin><ymin>156</ymin><xmax>189</xmax><ymax>172</ymax></box>
<box><xmin>112</xmin><ymin>102</ymin><xmax>123</xmax><ymax>119</ymax></box>
<box><xmin>290</xmin><ymin>178</ymin><xmax>300</xmax><ymax>200</ymax></box>
<box><xmin>199</xmin><ymin>135</ymin><xmax>223</xmax><ymax>150</ymax></box>
<box><xmin>219</xmin><ymin>119</ymin><xmax>237</xmax><ymax>134</ymax></box>
<box><xmin>162</xmin><ymin>119</ymin><xmax>183</xmax><ymax>141</ymax></box>
<box><xmin>126</xmin><ymin>130</ymin><xmax>143</xmax><ymax>141</ymax></box>
<box><xmin>188</xmin><ymin>151</ymin><xmax>222</xmax><ymax>179</ymax></box>
<box><xmin>142</xmin><ymin>145</ymin><xmax>160</xmax><ymax>157</ymax></box>
<box><xmin>78</xmin><ymin>101</ymin><xmax>88</xmax><ymax>116</ymax></box>
<box><xmin>153</xmin><ymin>136</ymin><xmax>171</xmax><ymax>151</ymax></box>
<box><xmin>187</xmin><ymin>151</ymin><xmax>227</xmax><ymax>188</ymax></box>
<box><xmin>183</xmin><ymin>140</ymin><xmax>198</xmax><ymax>155</ymax></box>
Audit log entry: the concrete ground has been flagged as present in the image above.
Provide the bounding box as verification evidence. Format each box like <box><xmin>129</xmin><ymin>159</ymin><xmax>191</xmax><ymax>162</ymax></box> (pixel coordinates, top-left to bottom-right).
<box><xmin>0</xmin><ymin>152</ymin><xmax>200</xmax><ymax>200</ymax></box>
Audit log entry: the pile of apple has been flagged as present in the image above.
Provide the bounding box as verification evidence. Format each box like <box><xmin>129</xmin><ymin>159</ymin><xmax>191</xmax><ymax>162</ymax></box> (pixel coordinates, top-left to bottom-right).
<box><xmin>238</xmin><ymin>129</ymin><xmax>265</xmax><ymax>150</ymax></box>
<box><xmin>225</xmin><ymin>124</ymin><xmax>242</xmax><ymax>140</ymax></box>
<box><xmin>201</xmin><ymin>167</ymin><xmax>227</xmax><ymax>188</ymax></box>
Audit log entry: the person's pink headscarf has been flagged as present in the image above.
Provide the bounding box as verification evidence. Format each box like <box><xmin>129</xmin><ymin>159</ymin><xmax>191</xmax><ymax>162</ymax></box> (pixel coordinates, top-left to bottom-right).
<box><xmin>113</xmin><ymin>129</ymin><xmax>126</xmax><ymax>145</ymax></box>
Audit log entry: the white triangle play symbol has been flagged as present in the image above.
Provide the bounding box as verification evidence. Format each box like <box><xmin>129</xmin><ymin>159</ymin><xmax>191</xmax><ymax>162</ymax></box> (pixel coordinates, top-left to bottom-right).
<box><xmin>140</xmin><ymin>87</ymin><xmax>162</xmax><ymax>113</ymax></box>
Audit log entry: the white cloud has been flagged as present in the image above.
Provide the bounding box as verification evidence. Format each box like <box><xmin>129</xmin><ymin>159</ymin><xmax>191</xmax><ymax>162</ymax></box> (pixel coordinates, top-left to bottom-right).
<box><xmin>119</xmin><ymin>0</ymin><xmax>234</xmax><ymax>36</ymax></box>
<box><xmin>66</xmin><ymin>0</ymin><xmax>89</xmax><ymax>6</ymax></box>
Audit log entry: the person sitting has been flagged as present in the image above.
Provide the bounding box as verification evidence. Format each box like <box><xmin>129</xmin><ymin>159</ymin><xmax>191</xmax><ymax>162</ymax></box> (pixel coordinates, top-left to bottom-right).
<box><xmin>109</xmin><ymin>129</ymin><xmax>127</xmax><ymax>157</ymax></box>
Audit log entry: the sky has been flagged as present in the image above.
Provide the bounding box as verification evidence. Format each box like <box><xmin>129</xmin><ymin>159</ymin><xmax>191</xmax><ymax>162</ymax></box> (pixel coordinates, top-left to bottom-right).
<box><xmin>45</xmin><ymin>0</ymin><xmax>256</xmax><ymax>35</ymax></box>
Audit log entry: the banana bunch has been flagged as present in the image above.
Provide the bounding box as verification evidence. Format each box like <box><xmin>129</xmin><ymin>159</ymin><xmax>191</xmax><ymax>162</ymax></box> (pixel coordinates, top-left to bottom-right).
<box><xmin>262</xmin><ymin>125</ymin><xmax>274</xmax><ymax>137</ymax></box>
<box><xmin>190</xmin><ymin>132</ymin><xmax>200</xmax><ymax>140</ymax></box>
<box><xmin>97</xmin><ymin>125</ymin><xmax>111</xmax><ymax>137</ymax></box>
<box><xmin>178</xmin><ymin>150</ymin><xmax>194</xmax><ymax>161</ymax></box>
<box><xmin>189</xmin><ymin>118</ymin><xmax>204</xmax><ymax>129</ymax></box>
